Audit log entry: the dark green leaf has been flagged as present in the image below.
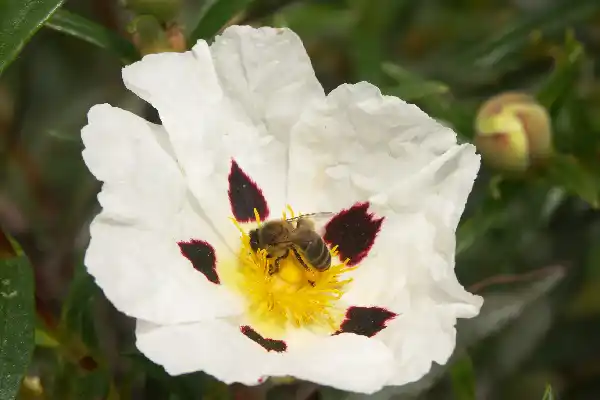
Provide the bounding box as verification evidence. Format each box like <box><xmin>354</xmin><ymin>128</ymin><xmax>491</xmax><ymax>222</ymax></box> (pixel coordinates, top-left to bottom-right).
<box><xmin>437</xmin><ymin>0</ymin><xmax>600</xmax><ymax>86</ymax></box>
<box><xmin>449</xmin><ymin>355</ymin><xmax>476</xmax><ymax>400</ymax></box>
<box><xmin>0</xmin><ymin>256</ymin><xmax>35</xmax><ymax>400</ymax></box>
<box><xmin>189</xmin><ymin>0</ymin><xmax>255</xmax><ymax>42</ymax></box>
<box><xmin>45</xmin><ymin>9</ymin><xmax>139</xmax><ymax>64</ymax></box>
<box><xmin>536</xmin><ymin>32</ymin><xmax>584</xmax><ymax>117</ymax></box>
<box><xmin>61</xmin><ymin>264</ymin><xmax>100</xmax><ymax>349</ymax></box>
<box><xmin>544</xmin><ymin>154</ymin><xmax>599</xmax><ymax>207</ymax></box>
<box><xmin>0</xmin><ymin>0</ymin><xmax>66</xmax><ymax>75</ymax></box>
<box><xmin>240</xmin><ymin>0</ymin><xmax>301</xmax><ymax>23</ymax></box>
<box><xmin>52</xmin><ymin>362</ymin><xmax>111</xmax><ymax>400</ymax></box>
<box><xmin>457</xmin><ymin>179</ymin><xmax>526</xmax><ymax>256</ymax></box>
<box><xmin>350</xmin><ymin>0</ymin><xmax>411</xmax><ymax>84</ymax></box>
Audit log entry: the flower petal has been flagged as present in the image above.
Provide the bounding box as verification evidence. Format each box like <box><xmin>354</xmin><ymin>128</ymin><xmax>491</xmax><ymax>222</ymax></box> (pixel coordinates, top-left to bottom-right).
<box><xmin>82</xmin><ymin>105</ymin><xmax>242</xmax><ymax>324</ymax></box>
<box><xmin>274</xmin><ymin>331</ymin><xmax>395</xmax><ymax>394</ymax></box>
<box><xmin>210</xmin><ymin>25</ymin><xmax>325</xmax><ymax>143</ymax></box>
<box><xmin>122</xmin><ymin>26</ymin><xmax>323</xmax><ymax>244</ymax></box>
<box><xmin>81</xmin><ymin>104</ymin><xmax>183</xmax><ymax>229</ymax></box>
<box><xmin>136</xmin><ymin>319</ymin><xmax>270</xmax><ymax>384</ymax></box>
<box><xmin>288</xmin><ymin>81</ymin><xmax>477</xmax><ymax>230</ymax></box>
<box><xmin>379</xmin><ymin>311</ymin><xmax>457</xmax><ymax>386</ymax></box>
<box><xmin>288</xmin><ymin>80</ymin><xmax>481</xmax><ymax>331</ymax></box>
<box><xmin>86</xmin><ymin>211</ymin><xmax>243</xmax><ymax>325</ymax></box>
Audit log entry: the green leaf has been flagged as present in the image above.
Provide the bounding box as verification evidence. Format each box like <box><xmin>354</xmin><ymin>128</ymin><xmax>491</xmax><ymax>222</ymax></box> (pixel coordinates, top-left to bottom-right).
<box><xmin>34</xmin><ymin>328</ymin><xmax>59</xmax><ymax>348</ymax></box>
<box><xmin>536</xmin><ymin>32</ymin><xmax>584</xmax><ymax>117</ymax></box>
<box><xmin>439</xmin><ymin>0</ymin><xmax>600</xmax><ymax>86</ymax></box>
<box><xmin>0</xmin><ymin>0</ymin><xmax>66</xmax><ymax>75</ymax></box>
<box><xmin>449</xmin><ymin>355</ymin><xmax>476</xmax><ymax>400</ymax></box>
<box><xmin>52</xmin><ymin>362</ymin><xmax>111</xmax><ymax>400</ymax></box>
<box><xmin>45</xmin><ymin>9</ymin><xmax>139</xmax><ymax>64</ymax></box>
<box><xmin>189</xmin><ymin>0</ymin><xmax>254</xmax><ymax>42</ymax></box>
<box><xmin>350</xmin><ymin>0</ymin><xmax>411</xmax><ymax>84</ymax></box>
<box><xmin>542</xmin><ymin>384</ymin><xmax>555</xmax><ymax>400</ymax></box>
<box><xmin>61</xmin><ymin>264</ymin><xmax>100</xmax><ymax>349</ymax></box>
<box><xmin>0</xmin><ymin>256</ymin><xmax>35</xmax><ymax>400</ymax></box>
<box><xmin>544</xmin><ymin>154</ymin><xmax>599</xmax><ymax>207</ymax></box>
<box><xmin>382</xmin><ymin>62</ymin><xmax>449</xmax><ymax>101</ymax></box>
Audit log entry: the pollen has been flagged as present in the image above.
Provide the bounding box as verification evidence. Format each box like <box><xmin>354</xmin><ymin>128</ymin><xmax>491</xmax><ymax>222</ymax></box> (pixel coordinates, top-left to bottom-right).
<box><xmin>226</xmin><ymin>208</ymin><xmax>356</xmax><ymax>338</ymax></box>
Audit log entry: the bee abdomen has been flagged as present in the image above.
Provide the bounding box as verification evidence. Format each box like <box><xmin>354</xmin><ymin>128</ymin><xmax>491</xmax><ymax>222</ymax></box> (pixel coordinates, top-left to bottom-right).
<box><xmin>302</xmin><ymin>238</ymin><xmax>331</xmax><ymax>271</ymax></box>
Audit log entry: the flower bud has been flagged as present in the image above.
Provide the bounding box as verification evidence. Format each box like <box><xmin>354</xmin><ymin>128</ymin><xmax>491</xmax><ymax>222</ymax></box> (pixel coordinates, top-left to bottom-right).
<box><xmin>123</xmin><ymin>0</ymin><xmax>181</xmax><ymax>23</ymax></box>
<box><xmin>475</xmin><ymin>92</ymin><xmax>553</xmax><ymax>173</ymax></box>
<box><xmin>129</xmin><ymin>15</ymin><xmax>185</xmax><ymax>56</ymax></box>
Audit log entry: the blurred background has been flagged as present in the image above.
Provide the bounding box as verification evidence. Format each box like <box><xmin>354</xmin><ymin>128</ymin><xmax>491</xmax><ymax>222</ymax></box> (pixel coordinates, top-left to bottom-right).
<box><xmin>1</xmin><ymin>0</ymin><xmax>600</xmax><ymax>399</ymax></box>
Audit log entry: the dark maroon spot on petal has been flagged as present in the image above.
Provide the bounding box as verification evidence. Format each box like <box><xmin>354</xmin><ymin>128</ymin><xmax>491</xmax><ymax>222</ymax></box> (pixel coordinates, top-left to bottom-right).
<box><xmin>241</xmin><ymin>325</ymin><xmax>287</xmax><ymax>352</ymax></box>
<box><xmin>228</xmin><ymin>160</ymin><xmax>269</xmax><ymax>222</ymax></box>
<box><xmin>335</xmin><ymin>306</ymin><xmax>397</xmax><ymax>337</ymax></box>
<box><xmin>323</xmin><ymin>202</ymin><xmax>384</xmax><ymax>266</ymax></box>
<box><xmin>178</xmin><ymin>240</ymin><xmax>219</xmax><ymax>284</ymax></box>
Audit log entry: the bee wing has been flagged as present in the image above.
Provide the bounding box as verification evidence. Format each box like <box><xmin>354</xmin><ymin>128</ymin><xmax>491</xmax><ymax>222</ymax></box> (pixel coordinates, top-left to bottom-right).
<box><xmin>285</xmin><ymin>212</ymin><xmax>335</xmax><ymax>223</ymax></box>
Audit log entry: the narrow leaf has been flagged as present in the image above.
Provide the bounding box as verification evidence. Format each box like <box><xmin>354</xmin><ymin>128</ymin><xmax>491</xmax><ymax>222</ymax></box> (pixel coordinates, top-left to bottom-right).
<box><xmin>45</xmin><ymin>9</ymin><xmax>139</xmax><ymax>64</ymax></box>
<box><xmin>456</xmin><ymin>0</ymin><xmax>598</xmax><ymax>70</ymax></box>
<box><xmin>536</xmin><ymin>32</ymin><xmax>584</xmax><ymax>116</ymax></box>
<box><xmin>545</xmin><ymin>154</ymin><xmax>599</xmax><ymax>207</ymax></box>
<box><xmin>542</xmin><ymin>384</ymin><xmax>555</xmax><ymax>400</ymax></box>
<box><xmin>450</xmin><ymin>355</ymin><xmax>476</xmax><ymax>400</ymax></box>
<box><xmin>0</xmin><ymin>256</ymin><xmax>35</xmax><ymax>400</ymax></box>
<box><xmin>189</xmin><ymin>0</ymin><xmax>254</xmax><ymax>42</ymax></box>
<box><xmin>61</xmin><ymin>264</ymin><xmax>100</xmax><ymax>349</ymax></box>
<box><xmin>382</xmin><ymin>62</ymin><xmax>449</xmax><ymax>101</ymax></box>
<box><xmin>0</xmin><ymin>0</ymin><xmax>66</xmax><ymax>75</ymax></box>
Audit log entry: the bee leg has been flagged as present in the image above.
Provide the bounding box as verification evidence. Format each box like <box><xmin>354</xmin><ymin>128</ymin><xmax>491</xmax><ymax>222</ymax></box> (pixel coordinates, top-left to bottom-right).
<box><xmin>269</xmin><ymin>249</ymin><xmax>289</xmax><ymax>275</ymax></box>
<box><xmin>290</xmin><ymin>246</ymin><xmax>311</xmax><ymax>271</ymax></box>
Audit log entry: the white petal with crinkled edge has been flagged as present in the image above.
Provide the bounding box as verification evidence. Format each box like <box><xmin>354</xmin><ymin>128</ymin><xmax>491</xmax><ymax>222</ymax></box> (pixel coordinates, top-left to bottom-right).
<box><xmin>288</xmin><ymin>82</ymin><xmax>474</xmax><ymax>217</ymax></box>
<box><xmin>210</xmin><ymin>25</ymin><xmax>325</xmax><ymax>144</ymax></box>
<box><xmin>272</xmin><ymin>330</ymin><xmax>395</xmax><ymax>394</ymax></box>
<box><xmin>122</xmin><ymin>26</ymin><xmax>323</xmax><ymax>248</ymax></box>
<box><xmin>288</xmin><ymin>81</ymin><xmax>481</xmax><ymax>305</ymax></box>
<box><xmin>136</xmin><ymin>319</ymin><xmax>271</xmax><ymax>384</ymax></box>
<box><xmin>135</xmin><ymin>319</ymin><xmax>395</xmax><ymax>394</ymax></box>
<box><xmin>379</xmin><ymin>311</ymin><xmax>457</xmax><ymax>386</ymax></box>
<box><xmin>82</xmin><ymin>104</ymin><xmax>184</xmax><ymax>229</ymax></box>
<box><xmin>287</xmin><ymin>81</ymin><xmax>481</xmax><ymax>384</ymax></box>
<box><xmin>83</xmin><ymin>105</ymin><xmax>242</xmax><ymax>324</ymax></box>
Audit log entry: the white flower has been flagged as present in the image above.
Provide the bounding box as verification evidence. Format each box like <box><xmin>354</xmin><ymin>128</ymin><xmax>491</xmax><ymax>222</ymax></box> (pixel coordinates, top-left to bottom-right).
<box><xmin>82</xmin><ymin>25</ymin><xmax>483</xmax><ymax>394</ymax></box>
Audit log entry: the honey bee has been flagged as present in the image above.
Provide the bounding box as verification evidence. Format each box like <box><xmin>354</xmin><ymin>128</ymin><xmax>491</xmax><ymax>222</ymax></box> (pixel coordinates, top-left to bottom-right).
<box><xmin>248</xmin><ymin>213</ymin><xmax>334</xmax><ymax>275</ymax></box>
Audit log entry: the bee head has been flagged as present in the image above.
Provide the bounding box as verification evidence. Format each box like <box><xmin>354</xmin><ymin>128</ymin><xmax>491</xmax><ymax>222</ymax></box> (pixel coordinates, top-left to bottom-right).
<box><xmin>249</xmin><ymin>229</ymin><xmax>260</xmax><ymax>252</ymax></box>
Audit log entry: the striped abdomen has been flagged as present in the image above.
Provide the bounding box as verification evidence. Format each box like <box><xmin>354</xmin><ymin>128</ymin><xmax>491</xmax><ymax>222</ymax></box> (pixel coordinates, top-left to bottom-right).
<box><xmin>295</xmin><ymin>232</ymin><xmax>331</xmax><ymax>271</ymax></box>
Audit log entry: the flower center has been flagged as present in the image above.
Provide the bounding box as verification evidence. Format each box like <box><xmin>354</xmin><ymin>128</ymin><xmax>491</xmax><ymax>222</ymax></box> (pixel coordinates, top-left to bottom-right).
<box><xmin>228</xmin><ymin>208</ymin><xmax>355</xmax><ymax>337</ymax></box>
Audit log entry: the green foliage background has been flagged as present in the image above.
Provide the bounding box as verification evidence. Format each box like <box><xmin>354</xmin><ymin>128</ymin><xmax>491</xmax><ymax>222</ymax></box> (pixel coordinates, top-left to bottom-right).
<box><xmin>1</xmin><ymin>0</ymin><xmax>600</xmax><ymax>399</ymax></box>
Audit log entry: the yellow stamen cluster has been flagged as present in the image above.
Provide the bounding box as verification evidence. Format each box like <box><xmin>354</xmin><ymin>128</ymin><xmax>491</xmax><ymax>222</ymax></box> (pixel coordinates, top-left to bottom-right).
<box><xmin>227</xmin><ymin>208</ymin><xmax>355</xmax><ymax>337</ymax></box>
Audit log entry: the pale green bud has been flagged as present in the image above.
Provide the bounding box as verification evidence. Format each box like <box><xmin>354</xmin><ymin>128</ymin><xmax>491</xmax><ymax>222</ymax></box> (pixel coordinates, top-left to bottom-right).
<box><xmin>475</xmin><ymin>92</ymin><xmax>553</xmax><ymax>173</ymax></box>
<box><xmin>129</xmin><ymin>15</ymin><xmax>185</xmax><ymax>56</ymax></box>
